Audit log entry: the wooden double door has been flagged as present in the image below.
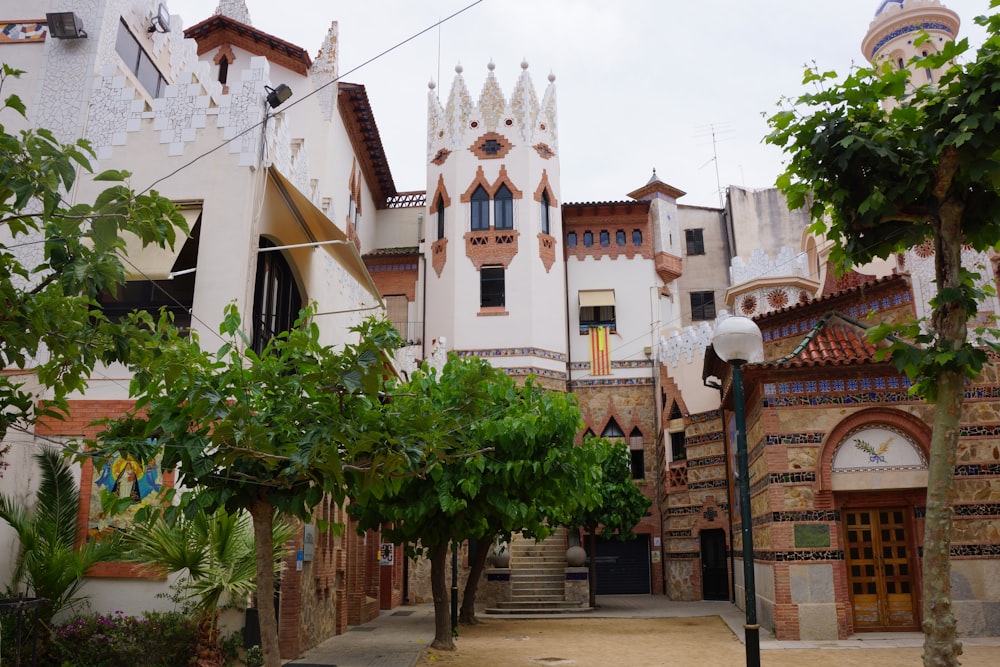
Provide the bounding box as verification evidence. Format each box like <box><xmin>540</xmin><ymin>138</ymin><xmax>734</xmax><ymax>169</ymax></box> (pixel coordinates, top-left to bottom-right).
<box><xmin>844</xmin><ymin>508</ymin><xmax>919</xmax><ymax>631</ymax></box>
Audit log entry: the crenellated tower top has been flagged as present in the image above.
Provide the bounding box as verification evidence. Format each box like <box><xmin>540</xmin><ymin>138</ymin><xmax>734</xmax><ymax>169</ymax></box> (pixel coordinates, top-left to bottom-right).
<box><xmin>427</xmin><ymin>61</ymin><xmax>558</xmax><ymax>163</ymax></box>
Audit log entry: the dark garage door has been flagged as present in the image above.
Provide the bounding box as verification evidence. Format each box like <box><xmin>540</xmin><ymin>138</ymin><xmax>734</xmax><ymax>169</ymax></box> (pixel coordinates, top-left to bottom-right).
<box><xmin>594</xmin><ymin>534</ymin><xmax>651</xmax><ymax>595</ymax></box>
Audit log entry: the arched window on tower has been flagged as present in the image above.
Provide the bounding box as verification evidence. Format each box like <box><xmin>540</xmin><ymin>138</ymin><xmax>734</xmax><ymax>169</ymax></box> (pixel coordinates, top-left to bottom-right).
<box><xmin>471</xmin><ymin>185</ymin><xmax>489</xmax><ymax>231</ymax></box>
<box><xmin>629</xmin><ymin>427</ymin><xmax>645</xmax><ymax>479</ymax></box>
<box><xmin>436</xmin><ymin>195</ymin><xmax>445</xmax><ymax>240</ymax></box>
<box><xmin>541</xmin><ymin>190</ymin><xmax>551</xmax><ymax>235</ymax></box>
<box><xmin>601</xmin><ymin>419</ymin><xmax>625</xmax><ymax>439</ymax></box>
<box><xmin>494</xmin><ymin>184</ymin><xmax>513</xmax><ymax>230</ymax></box>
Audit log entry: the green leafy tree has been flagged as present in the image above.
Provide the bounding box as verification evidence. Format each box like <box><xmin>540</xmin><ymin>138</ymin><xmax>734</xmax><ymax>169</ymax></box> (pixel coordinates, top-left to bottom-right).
<box><xmin>0</xmin><ymin>65</ymin><xmax>185</xmax><ymax>444</ymax></box>
<box><xmin>0</xmin><ymin>447</ymin><xmax>122</xmax><ymax>624</ymax></box>
<box><xmin>84</xmin><ymin>306</ymin><xmax>412</xmax><ymax>667</ymax></box>
<box><xmin>566</xmin><ymin>438</ymin><xmax>651</xmax><ymax>609</ymax></box>
<box><xmin>765</xmin><ymin>8</ymin><xmax>1000</xmax><ymax>664</ymax></box>
<box><xmin>349</xmin><ymin>356</ymin><xmax>602</xmax><ymax>649</ymax></box>
<box><xmin>123</xmin><ymin>503</ymin><xmax>296</xmax><ymax>665</ymax></box>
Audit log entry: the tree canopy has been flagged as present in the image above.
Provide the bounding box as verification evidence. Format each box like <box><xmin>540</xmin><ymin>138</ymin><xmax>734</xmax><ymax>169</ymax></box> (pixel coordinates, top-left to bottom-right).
<box><xmin>348</xmin><ymin>356</ymin><xmax>603</xmax><ymax>649</ymax></box>
<box><xmin>0</xmin><ymin>64</ymin><xmax>185</xmax><ymax>443</ymax></box>
<box><xmin>765</xmin><ymin>7</ymin><xmax>1000</xmax><ymax>664</ymax></box>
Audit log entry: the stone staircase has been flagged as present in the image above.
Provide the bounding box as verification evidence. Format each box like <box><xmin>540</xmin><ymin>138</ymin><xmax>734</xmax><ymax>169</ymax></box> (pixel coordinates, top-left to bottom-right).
<box><xmin>485</xmin><ymin>528</ymin><xmax>590</xmax><ymax>614</ymax></box>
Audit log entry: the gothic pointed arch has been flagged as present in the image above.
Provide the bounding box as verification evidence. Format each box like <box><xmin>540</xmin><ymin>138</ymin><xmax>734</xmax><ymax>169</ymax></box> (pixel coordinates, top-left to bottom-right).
<box><xmin>532</xmin><ymin>169</ymin><xmax>557</xmax><ymax>205</ymax></box>
<box><xmin>490</xmin><ymin>164</ymin><xmax>523</xmax><ymax>200</ymax></box>
<box><xmin>460</xmin><ymin>165</ymin><xmax>493</xmax><ymax>203</ymax></box>
<box><xmin>428</xmin><ymin>174</ymin><xmax>451</xmax><ymax>213</ymax></box>
<box><xmin>601</xmin><ymin>417</ymin><xmax>625</xmax><ymax>439</ymax></box>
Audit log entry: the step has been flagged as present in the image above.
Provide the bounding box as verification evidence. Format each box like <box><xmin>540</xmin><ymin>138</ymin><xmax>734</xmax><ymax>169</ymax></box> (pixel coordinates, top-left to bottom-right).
<box><xmin>508</xmin><ymin>594</ymin><xmax>566</xmax><ymax>602</ymax></box>
<box><xmin>485</xmin><ymin>605</ymin><xmax>593</xmax><ymax>615</ymax></box>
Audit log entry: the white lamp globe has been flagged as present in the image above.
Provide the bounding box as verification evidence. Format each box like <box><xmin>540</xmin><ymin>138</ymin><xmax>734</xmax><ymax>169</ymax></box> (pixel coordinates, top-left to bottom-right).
<box><xmin>712</xmin><ymin>315</ymin><xmax>763</xmax><ymax>365</ymax></box>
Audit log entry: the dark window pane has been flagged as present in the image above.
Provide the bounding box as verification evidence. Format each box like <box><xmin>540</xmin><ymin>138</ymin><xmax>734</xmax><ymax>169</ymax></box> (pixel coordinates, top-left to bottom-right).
<box><xmin>136</xmin><ymin>51</ymin><xmax>162</xmax><ymax>97</ymax></box>
<box><xmin>436</xmin><ymin>196</ymin><xmax>445</xmax><ymax>240</ymax></box>
<box><xmin>541</xmin><ymin>190</ymin><xmax>550</xmax><ymax>235</ymax></box>
<box><xmin>690</xmin><ymin>291</ymin><xmax>716</xmax><ymax>320</ymax></box>
<box><xmin>670</xmin><ymin>432</ymin><xmax>686</xmax><ymax>460</ymax></box>
<box><xmin>630</xmin><ymin>449</ymin><xmax>645</xmax><ymax>479</ymax></box>
<box><xmin>252</xmin><ymin>238</ymin><xmax>303</xmax><ymax>354</ymax></box>
<box><xmin>584</xmin><ymin>231</ymin><xmax>593</xmax><ymax>247</ymax></box>
<box><xmin>685</xmin><ymin>228</ymin><xmax>705</xmax><ymax>255</ymax></box>
<box><xmin>600</xmin><ymin>230</ymin><xmax>610</xmax><ymax>247</ymax></box>
<box><xmin>494</xmin><ymin>184</ymin><xmax>513</xmax><ymax>230</ymax></box>
<box><xmin>616</xmin><ymin>230</ymin><xmax>626</xmax><ymax>246</ymax></box>
<box><xmin>471</xmin><ymin>186</ymin><xmax>489</xmax><ymax>231</ymax></box>
<box><xmin>580</xmin><ymin>305</ymin><xmax>616</xmax><ymax>333</ymax></box>
<box><xmin>115</xmin><ymin>21</ymin><xmax>140</xmax><ymax>71</ymax></box>
<box><xmin>480</xmin><ymin>266</ymin><xmax>505</xmax><ymax>308</ymax></box>
<box><xmin>567</xmin><ymin>231</ymin><xmax>577</xmax><ymax>247</ymax></box>
<box><xmin>632</xmin><ymin>229</ymin><xmax>642</xmax><ymax>246</ymax></box>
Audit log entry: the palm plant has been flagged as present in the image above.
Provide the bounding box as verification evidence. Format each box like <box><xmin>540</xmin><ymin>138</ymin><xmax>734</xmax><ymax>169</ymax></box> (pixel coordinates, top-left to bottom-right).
<box><xmin>124</xmin><ymin>502</ymin><xmax>295</xmax><ymax>665</ymax></box>
<box><xmin>0</xmin><ymin>447</ymin><xmax>122</xmax><ymax>623</ymax></box>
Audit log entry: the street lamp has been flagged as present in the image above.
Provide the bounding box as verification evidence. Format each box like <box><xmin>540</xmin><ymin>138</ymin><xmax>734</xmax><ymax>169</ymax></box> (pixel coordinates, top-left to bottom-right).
<box><xmin>712</xmin><ymin>315</ymin><xmax>763</xmax><ymax>667</ymax></box>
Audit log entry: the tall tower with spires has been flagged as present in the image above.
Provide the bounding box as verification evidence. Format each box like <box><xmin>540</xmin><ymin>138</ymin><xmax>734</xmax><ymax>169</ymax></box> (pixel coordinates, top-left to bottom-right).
<box><xmin>422</xmin><ymin>61</ymin><xmax>567</xmax><ymax>388</ymax></box>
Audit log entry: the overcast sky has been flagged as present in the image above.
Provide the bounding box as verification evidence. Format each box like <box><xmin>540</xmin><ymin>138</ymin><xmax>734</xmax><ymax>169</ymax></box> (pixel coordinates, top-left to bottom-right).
<box><xmin>166</xmin><ymin>0</ymin><xmax>991</xmax><ymax>208</ymax></box>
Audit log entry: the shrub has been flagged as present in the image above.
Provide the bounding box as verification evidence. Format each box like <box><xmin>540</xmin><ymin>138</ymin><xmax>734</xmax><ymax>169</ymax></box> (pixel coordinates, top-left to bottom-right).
<box><xmin>46</xmin><ymin>610</ymin><xmax>197</xmax><ymax>666</ymax></box>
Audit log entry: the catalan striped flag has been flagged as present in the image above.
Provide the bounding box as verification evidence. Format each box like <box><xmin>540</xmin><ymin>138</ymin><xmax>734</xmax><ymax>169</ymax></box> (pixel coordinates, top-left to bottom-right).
<box><xmin>589</xmin><ymin>326</ymin><xmax>611</xmax><ymax>376</ymax></box>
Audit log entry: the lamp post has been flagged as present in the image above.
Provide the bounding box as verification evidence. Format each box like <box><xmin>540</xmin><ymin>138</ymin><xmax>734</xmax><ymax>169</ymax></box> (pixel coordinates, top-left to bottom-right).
<box><xmin>712</xmin><ymin>315</ymin><xmax>763</xmax><ymax>667</ymax></box>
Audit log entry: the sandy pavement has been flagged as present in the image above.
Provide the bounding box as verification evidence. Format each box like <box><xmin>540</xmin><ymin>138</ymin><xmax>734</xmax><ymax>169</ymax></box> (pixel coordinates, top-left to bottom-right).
<box><xmin>417</xmin><ymin>616</ymin><xmax>1000</xmax><ymax>666</ymax></box>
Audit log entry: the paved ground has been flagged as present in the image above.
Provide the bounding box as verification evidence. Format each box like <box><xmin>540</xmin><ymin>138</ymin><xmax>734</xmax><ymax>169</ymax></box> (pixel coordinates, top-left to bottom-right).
<box><xmin>287</xmin><ymin>596</ymin><xmax>1000</xmax><ymax>666</ymax></box>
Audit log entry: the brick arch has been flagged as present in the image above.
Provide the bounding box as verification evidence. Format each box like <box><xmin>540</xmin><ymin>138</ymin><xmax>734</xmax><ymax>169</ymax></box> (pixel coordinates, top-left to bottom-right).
<box><xmin>814</xmin><ymin>407</ymin><xmax>931</xmax><ymax>507</ymax></box>
<box><xmin>428</xmin><ymin>174</ymin><xmax>451</xmax><ymax>214</ymax></box>
<box><xmin>533</xmin><ymin>169</ymin><xmax>558</xmax><ymax>205</ymax></box>
<box><xmin>213</xmin><ymin>44</ymin><xmax>236</xmax><ymax>65</ymax></box>
<box><xmin>491</xmin><ymin>165</ymin><xmax>523</xmax><ymax>200</ymax></box>
<box><xmin>460</xmin><ymin>166</ymin><xmax>493</xmax><ymax>203</ymax></box>
<box><xmin>658</xmin><ymin>368</ymin><xmax>690</xmax><ymax>424</ymax></box>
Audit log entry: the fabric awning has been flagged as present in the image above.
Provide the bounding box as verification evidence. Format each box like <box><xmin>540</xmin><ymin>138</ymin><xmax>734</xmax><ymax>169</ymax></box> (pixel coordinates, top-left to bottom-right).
<box><xmin>121</xmin><ymin>206</ymin><xmax>200</xmax><ymax>280</ymax></box>
<box><xmin>579</xmin><ymin>290</ymin><xmax>616</xmax><ymax>307</ymax></box>
<box><xmin>266</xmin><ymin>166</ymin><xmax>381</xmax><ymax>301</ymax></box>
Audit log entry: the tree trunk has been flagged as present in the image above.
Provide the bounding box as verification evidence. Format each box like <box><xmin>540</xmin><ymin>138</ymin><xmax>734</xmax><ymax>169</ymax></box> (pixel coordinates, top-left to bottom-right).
<box><xmin>459</xmin><ymin>538</ymin><xmax>492</xmax><ymax>624</ymax></box>
<box><xmin>429</xmin><ymin>542</ymin><xmax>455</xmax><ymax>650</ymax></box>
<box><xmin>249</xmin><ymin>497</ymin><xmax>281</xmax><ymax>667</ymax></box>
<box><xmin>587</xmin><ymin>526</ymin><xmax>597</xmax><ymax>609</ymax></box>
<box><xmin>922</xmin><ymin>204</ymin><xmax>966</xmax><ymax>666</ymax></box>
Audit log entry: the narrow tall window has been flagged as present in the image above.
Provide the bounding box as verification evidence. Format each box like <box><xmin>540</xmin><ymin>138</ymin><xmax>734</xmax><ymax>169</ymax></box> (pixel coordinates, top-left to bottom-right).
<box><xmin>567</xmin><ymin>231</ymin><xmax>577</xmax><ymax>248</ymax></box>
<box><xmin>600</xmin><ymin>230</ymin><xmax>610</xmax><ymax>247</ymax></box>
<box><xmin>480</xmin><ymin>266</ymin><xmax>505</xmax><ymax>307</ymax></box>
<box><xmin>218</xmin><ymin>55</ymin><xmax>229</xmax><ymax>85</ymax></box>
<box><xmin>540</xmin><ymin>190</ymin><xmax>551</xmax><ymax>235</ymax></box>
<box><xmin>685</xmin><ymin>229</ymin><xmax>705</xmax><ymax>255</ymax></box>
<box><xmin>670</xmin><ymin>431</ymin><xmax>686</xmax><ymax>461</ymax></box>
<box><xmin>632</xmin><ymin>229</ymin><xmax>643</xmax><ymax>246</ymax></box>
<box><xmin>690</xmin><ymin>291</ymin><xmax>716</xmax><ymax>321</ymax></box>
<box><xmin>616</xmin><ymin>229</ymin><xmax>626</xmax><ymax>246</ymax></box>
<box><xmin>629</xmin><ymin>427</ymin><xmax>645</xmax><ymax>479</ymax></box>
<box><xmin>494</xmin><ymin>184</ymin><xmax>513</xmax><ymax>230</ymax></box>
<box><xmin>471</xmin><ymin>186</ymin><xmax>490</xmax><ymax>231</ymax></box>
<box><xmin>252</xmin><ymin>238</ymin><xmax>303</xmax><ymax>355</ymax></box>
<box><xmin>583</xmin><ymin>231</ymin><xmax>593</xmax><ymax>247</ymax></box>
<box><xmin>116</xmin><ymin>19</ymin><xmax>167</xmax><ymax>97</ymax></box>
<box><xmin>436</xmin><ymin>195</ymin><xmax>445</xmax><ymax>240</ymax></box>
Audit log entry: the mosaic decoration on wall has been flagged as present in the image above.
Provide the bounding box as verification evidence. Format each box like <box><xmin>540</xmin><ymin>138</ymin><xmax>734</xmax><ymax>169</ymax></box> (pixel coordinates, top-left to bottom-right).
<box><xmin>1</xmin><ymin>22</ymin><xmax>47</xmax><ymax>43</ymax></box>
<box><xmin>832</xmin><ymin>426</ymin><xmax>926</xmax><ymax>472</ymax></box>
<box><xmin>88</xmin><ymin>453</ymin><xmax>163</xmax><ymax>538</ymax></box>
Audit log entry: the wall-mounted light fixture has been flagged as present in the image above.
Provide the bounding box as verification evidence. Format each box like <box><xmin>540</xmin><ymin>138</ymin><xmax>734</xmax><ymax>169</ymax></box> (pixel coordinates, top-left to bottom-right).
<box><xmin>148</xmin><ymin>3</ymin><xmax>172</xmax><ymax>33</ymax></box>
<box><xmin>46</xmin><ymin>12</ymin><xmax>87</xmax><ymax>39</ymax></box>
<box><xmin>265</xmin><ymin>84</ymin><xmax>293</xmax><ymax>109</ymax></box>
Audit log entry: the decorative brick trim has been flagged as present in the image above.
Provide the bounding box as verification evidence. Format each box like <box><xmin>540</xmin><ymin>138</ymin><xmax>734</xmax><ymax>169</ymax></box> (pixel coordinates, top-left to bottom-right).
<box><xmin>212</xmin><ymin>43</ymin><xmax>236</xmax><ymax>65</ymax></box>
<box><xmin>532</xmin><ymin>170</ymin><xmax>558</xmax><ymax>205</ymax></box>
<box><xmin>468</xmin><ymin>131</ymin><xmax>513</xmax><ymax>160</ymax></box>
<box><xmin>538</xmin><ymin>233</ymin><xmax>556</xmax><ymax>272</ymax></box>
<box><xmin>431</xmin><ymin>148</ymin><xmax>451</xmax><ymax>166</ymax></box>
<box><xmin>464</xmin><ymin>229</ymin><xmax>519</xmax><ymax>269</ymax></box>
<box><xmin>460</xmin><ymin>165</ymin><xmax>492</xmax><ymax>203</ymax></box>
<box><xmin>431</xmin><ymin>238</ymin><xmax>447</xmax><ymax>276</ymax></box>
<box><xmin>428</xmin><ymin>174</ymin><xmax>451</xmax><ymax>213</ymax></box>
<box><xmin>533</xmin><ymin>143</ymin><xmax>555</xmax><ymax>159</ymax></box>
<box><xmin>655</xmin><ymin>251</ymin><xmax>682</xmax><ymax>282</ymax></box>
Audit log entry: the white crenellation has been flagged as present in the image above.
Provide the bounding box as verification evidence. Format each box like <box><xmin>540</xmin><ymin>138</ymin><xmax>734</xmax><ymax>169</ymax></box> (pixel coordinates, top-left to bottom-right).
<box><xmin>426</xmin><ymin>83</ymin><xmax>446</xmax><ymax>162</ymax></box>
<box><xmin>313</xmin><ymin>22</ymin><xmax>339</xmax><ymax>122</ymax></box>
<box><xmin>509</xmin><ymin>61</ymin><xmax>540</xmax><ymax>143</ymax></box>
<box><xmin>539</xmin><ymin>74</ymin><xmax>558</xmax><ymax>152</ymax></box>
<box><xmin>730</xmin><ymin>246</ymin><xmax>808</xmax><ymax>284</ymax></box>
<box><xmin>443</xmin><ymin>66</ymin><xmax>473</xmax><ymax>149</ymax></box>
<box><xmin>905</xmin><ymin>244</ymin><xmax>1000</xmax><ymax>338</ymax></box>
<box><xmin>215</xmin><ymin>0</ymin><xmax>253</xmax><ymax>25</ymax></box>
<box><xmin>477</xmin><ymin>63</ymin><xmax>507</xmax><ymax>131</ymax></box>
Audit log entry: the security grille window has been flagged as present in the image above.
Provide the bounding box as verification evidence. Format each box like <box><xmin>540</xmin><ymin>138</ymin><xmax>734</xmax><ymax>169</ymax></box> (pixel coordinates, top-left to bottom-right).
<box><xmin>579</xmin><ymin>290</ymin><xmax>616</xmax><ymax>333</ymax></box>
<box><xmin>690</xmin><ymin>291</ymin><xmax>716</xmax><ymax>321</ymax></box>
<box><xmin>436</xmin><ymin>196</ymin><xmax>445</xmax><ymax>240</ymax></box>
<box><xmin>670</xmin><ymin>431</ymin><xmax>686</xmax><ymax>461</ymax></box>
<box><xmin>541</xmin><ymin>190</ymin><xmax>551</xmax><ymax>234</ymax></box>
<box><xmin>480</xmin><ymin>266</ymin><xmax>505</xmax><ymax>308</ymax></box>
<box><xmin>252</xmin><ymin>238</ymin><xmax>303</xmax><ymax>355</ymax></box>
<box><xmin>470</xmin><ymin>186</ymin><xmax>490</xmax><ymax>231</ymax></box>
<box><xmin>494</xmin><ymin>184</ymin><xmax>513</xmax><ymax>229</ymax></box>
<box><xmin>685</xmin><ymin>228</ymin><xmax>705</xmax><ymax>255</ymax></box>
<box><xmin>115</xmin><ymin>20</ymin><xmax>167</xmax><ymax>98</ymax></box>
